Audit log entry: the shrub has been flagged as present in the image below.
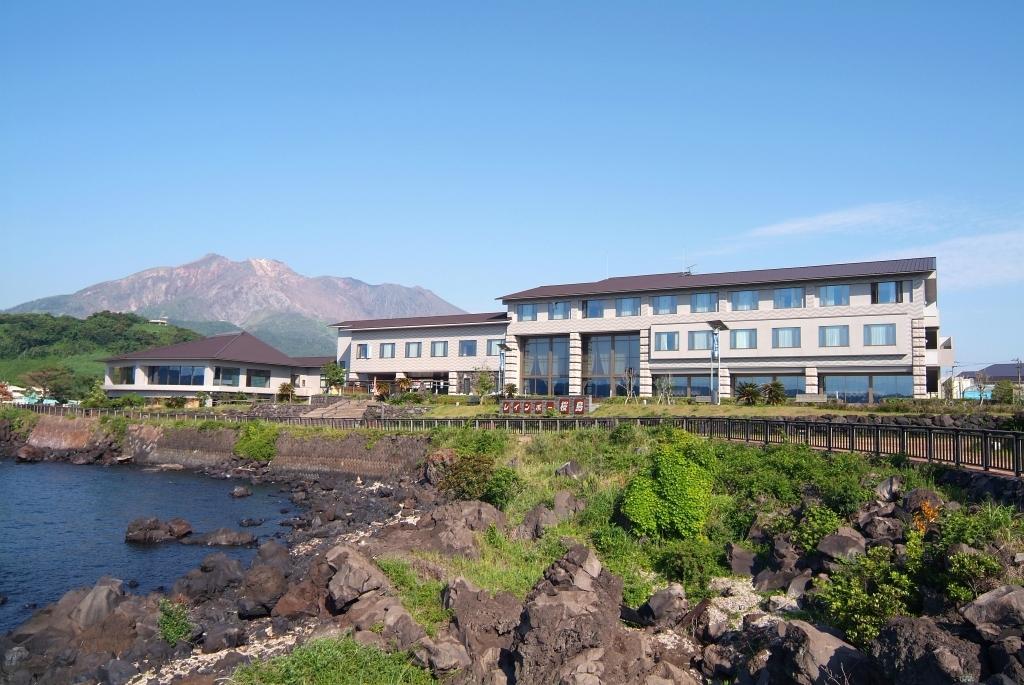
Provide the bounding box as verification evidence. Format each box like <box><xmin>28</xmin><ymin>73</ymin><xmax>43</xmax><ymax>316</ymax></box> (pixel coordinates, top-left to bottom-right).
<box><xmin>438</xmin><ymin>452</ymin><xmax>495</xmax><ymax>501</ymax></box>
<box><xmin>0</xmin><ymin>406</ymin><xmax>39</xmax><ymax>439</ymax></box>
<box><xmin>481</xmin><ymin>466</ymin><xmax>524</xmax><ymax>511</ymax></box>
<box><xmin>375</xmin><ymin>558</ymin><xmax>452</xmax><ymax>637</ymax></box>
<box><xmin>109</xmin><ymin>393</ymin><xmax>145</xmax><ymax>409</ymax></box>
<box><xmin>164</xmin><ymin>396</ymin><xmax>187</xmax><ymax>409</ymax></box>
<box><xmin>656</xmin><ymin>537</ymin><xmax>726</xmax><ymax>600</ymax></box>
<box><xmin>158</xmin><ymin>599</ymin><xmax>194</xmax><ymax>645</ymax></box>
<box><xmin>621</xmin><ymin>475</ymin><xmax>661</xmax><ymax>537</ymax></box>
<box><xmin>792</xmin><ymin>505</ymin><xmax>842</xmax><ymax>552</ymax></box>
<box><xmin>764</xmin><ymin>380</ymin><xmax>787</xmax><ymax>405</ymax></box>
<box><xmin>939</xmin><ymin>504</ymin><xmax>1022</xmax><ymax>549</ymax></box>
<box><xmin>735</xmin><ymin>382</ymin><xmax>762</xmax><ymax>406</ymax></box>
<box><xmin>943</xmin><ymin>552</ymin><xmax>1003</xmax><ymax>603</ymax></box>
<box><xmin>429</xmin><ymin>427</ymin><xmax>510</xmax><ymax>459</ymax></box>
<box><xmin>815</xmin><ymin>546</ymin><xmax>914</xmax><ymax>647</ymax></box>
<box><xmin>993</xmin><ymin>380</ymin><xmax>1015</xmax><ymax>404</ymax></box>
<box><xmin>234</xmin><ymin>420</ymin><xmax>280</xmax><ymax>461</ymax></box>
<box><xmin>232</xmin><ymin>637</ymin><xmax>435</xmax><ymax>685</ymax></box>
<box><xmin>99</xmin><ymin>415</ymin><xmax>129</xmax><ymax>447</ymax></box>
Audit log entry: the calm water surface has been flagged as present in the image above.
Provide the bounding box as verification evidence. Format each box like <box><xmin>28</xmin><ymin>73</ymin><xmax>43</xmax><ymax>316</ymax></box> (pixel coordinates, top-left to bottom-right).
<box><xmin>0</xmin><ymin>459</ymin><xmax>292</xmax><ymax>632</ymax></box>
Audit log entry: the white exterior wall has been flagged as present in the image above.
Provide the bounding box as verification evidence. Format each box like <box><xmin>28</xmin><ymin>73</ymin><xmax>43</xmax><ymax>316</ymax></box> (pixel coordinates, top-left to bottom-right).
<box><xmin>103</xmin><ymin>360</ymin><xmax>315</xmax><ymax>397</ymax></box>
<box><xmin>504</xmin><ymin>275</ymin><xmax>935</xmax><ymax>398</ymax></box>
<box><xmin>340</xmin><ymin>323</ymin><xmax>509</xmax><ymax>381</ymax></box>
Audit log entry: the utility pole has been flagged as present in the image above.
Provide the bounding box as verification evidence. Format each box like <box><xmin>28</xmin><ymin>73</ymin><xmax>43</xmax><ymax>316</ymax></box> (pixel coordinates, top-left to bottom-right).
<box><xmin>1015</xmin><ymin>357</ymin><xmax>1022</xmax><ymax>405</ymax></box>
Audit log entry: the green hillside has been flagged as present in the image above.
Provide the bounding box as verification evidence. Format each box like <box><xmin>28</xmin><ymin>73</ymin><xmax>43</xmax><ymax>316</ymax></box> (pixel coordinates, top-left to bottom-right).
<box><xmin>0</xmin><ymin>312</ymin><xmax>201</xmax><ymax>397</ymax></box>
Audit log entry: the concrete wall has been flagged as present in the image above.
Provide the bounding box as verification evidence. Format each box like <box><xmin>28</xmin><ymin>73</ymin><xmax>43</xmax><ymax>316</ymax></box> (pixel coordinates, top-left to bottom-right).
<box><xmin>270</xmin><ymin>433</ymin><xmax>427</xmax><ymax>479</ymax></box>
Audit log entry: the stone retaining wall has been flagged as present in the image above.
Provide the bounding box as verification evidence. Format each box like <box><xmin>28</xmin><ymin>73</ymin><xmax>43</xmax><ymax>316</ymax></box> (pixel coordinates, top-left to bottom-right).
<box><xmin>26</xmin><ymin>415</ymin><xmax>101</xmax><ymax>450</ymax></box>
<box><xmin>270</xmin><ymin>433</ymin><xmax>427</xmax><ymax>479</ymax></box>
<box><xmin>127</xmin><ymin>424</ymin><xmax>238</xmax><ymax>469</ymax></box>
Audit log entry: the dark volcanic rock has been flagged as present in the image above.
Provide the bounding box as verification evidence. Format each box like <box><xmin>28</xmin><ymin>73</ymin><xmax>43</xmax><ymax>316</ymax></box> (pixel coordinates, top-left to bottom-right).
<box><xmin>230</xmin><ymin>486</ymin><xmax>252</xmax><ymax>498</ymax></box>
<box><xmin>441</xmin><ymin>576</ymin><xmax>522</xmax><ymax>683</ymax></box>
<box><xmin>125</xmin><ymin>517</ymin><xmax>192</xmax><ymax>544</ymax></box>
<box><xmin>172</xmin><ymin>553</ymin><xmax>245</xmax><ymax>602</ymax></box>
<box><xmin>237</xmin><ymin>564</ymin><xmax>288</xmax><ymax>620</ymax></box>
<box><xmin>870</xmin><ymin>616</ymin><xmax>983</xmax><ymax>685</ymax></box>
<box><xmin>638</xmin><ymin>583</ymin><xmax>688</xmax><ymax>629</ymax></box>
<box><xmin>766</xmin><ymin>620</ymin><xmax>883</xmax><ymax>685</ymax></box>
<box><xmin>180</xmin><ymin>528</ymin><xmax>256</xmax><ymax>547</ymax></box>
<box><xmin>727</xmin><ymin>542</ymin><xmax>758</xmax><ymax>577</ymax></box>
<box><xmin>324</xmin><ymin>544</ymin><xmax>389</xmax><ymax>612</ymax></box>
<box><xmin>816</xmin><ymin>527</ymin><xmax>866</xmax><ymax>561</ymax></box>
<box><xmin>555</xmin><ymin>460</ymin><xmax>584</xmax><ymax>479</ymax></box>
<box><xmin>962</xmin><ymin>585</ymin><xmax>1024</xmax><ymax>642</ymax></box>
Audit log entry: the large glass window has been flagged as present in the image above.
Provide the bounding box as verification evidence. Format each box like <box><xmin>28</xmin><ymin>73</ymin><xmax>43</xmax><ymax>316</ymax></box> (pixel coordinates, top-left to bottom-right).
<box><xmin>772</xmin><ymin>327</ymin><xmax>801</xmax><ymax>348</ymax></box>
<box><xmin>732</xmin><ymin>374</ymin><xmax>805</xmax><ymax>397</ymax></box>
<box><xmin>773</xmin><ymin>287</ymin><xmax>805</xmax><ymax>309</ymax></box>
<box><xmin>864</xmin><ymin>324</ymin><xmax>897</xmax><ymax>346</ymax></box>
<box><xmin>356</xmin><ymin>344</ymin><xmax>369</xmax><ymax>359</ymax></box>
<box><xmin>651</xmin><ymin>295</ymin><xmax>677</xmax><ymax>315</ymax></box>
<box><xmin>549</xmin><ymin>301</ymin><xmax>571</xmax><ymax>320</ymax></box>
<box><xmin>405</xmin><ymin>342</ymin><xmax>422</xmax><ymax>358</ymax></box>
<box><xmin>111</xmin><ymin>366</ymin><xmax>135</xmax><ymax>385</ymax></box>
<box><xmin>821</xmin><ymin>374</ymin><xmax>913</xmax><ymax>403</ymax></box>
<box><xmin>486</xmin><ymin>339</ymin><xmax>503</xmax><ymax>356</ymax></box>
<box><xmin>379</xmin><ymin>343</ymin><xmax>395</xmax><ymax>358</ymax></box>
<box><xmin>521</xmin><ymin>336</ymin><xmax>569</xmax><ymax>396</ymax></box>
<box><xmin>731</xmin><ymin>290</ymin><xmax>759</xmax><ymax>311</ymax></box>
<box><xmin>431</xmin><ymin>341</ymin><xmax>448</xmax><ymax>357</ymax></box>
<box><xmin>213</xmin><ymin>366</ymin><xmax>240</xmax><ymax>387</ymax></box>
<box><xmin>730</xmin><ymin>329</ymin><xmax>757</xmax><ymax>350</ymax></box>
<box><xmin>818</xmin><ymin>284</ymin><xmax>850</xmax><ymax>307</ymax></box>
<box><xmin>652</xmin><ymin>374</ymin><xmax>712</xmax><ymax>398</ymax></box>
<box><xmin>616</xmin><ymin>297</ymin><xmax>641</xmax><ymax>317</ymax></box>
<box><xmin>246</xmin><ymin>369</ymin><xmax>271</xmax><ymax>388</ymax></box>
<box><xmin>654</xmin><ymin>331</ymin><xmax>679</xmax><ymax>352</ymax></box>
<box><xmin>819</xmin><ymin>325</ymin><xmax>849</xmax><ymax>347</ymax></box>
<box><xmin>583</xmin><ymin>299</ymin><xmax>607</xmax><ymax>318</ymax></box>
<box><xmin>688</xmin><ymin>330</ymin><xmax>714</xmax><ymax>350</ymax></box>
<box><xmin>147</xmin><ymin>365</ymin><xmax>205</xmax><ymax>386</ymax></box>
<box><xmin>582</xmin><ymin>334</ymin><xmax>640</xmax><ymax>398</ymax></box>
<box><xmin>871</xmin><ymin>281</ymin><xmax>903</xmax><ymax>304</ymax></box>
<box><xmin>517</xmin><ymin>304</ymin><xmax>537</xmax><ymax>321</ymax></box>
<box><xmin>458</xmin><ymin>340</ymin><xmax>477</xmax><ymax>357</ymax></box>
<box><xmin>691</xmin><ymin>292</ymin><xmax>718</xmax><ymax>313</ymax></box>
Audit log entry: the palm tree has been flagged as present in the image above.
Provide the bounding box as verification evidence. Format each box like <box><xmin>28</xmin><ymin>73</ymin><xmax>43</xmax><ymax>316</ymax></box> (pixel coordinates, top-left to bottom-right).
<box><xmin>736</xmin><ymin>382</ymin><xmax>762</xmax><ymax>406</ymax></box>
<box><xmin>764</xmin><ymin>380</ymin><xmax>787</xmax><ymax>405</ymax></box>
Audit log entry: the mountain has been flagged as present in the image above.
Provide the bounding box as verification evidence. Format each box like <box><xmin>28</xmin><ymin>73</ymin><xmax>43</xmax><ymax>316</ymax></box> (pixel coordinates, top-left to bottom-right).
<box><xmin>6</xmin><ymin>254</ymin><xmax>465</xmax><ymax>355</ymax></box>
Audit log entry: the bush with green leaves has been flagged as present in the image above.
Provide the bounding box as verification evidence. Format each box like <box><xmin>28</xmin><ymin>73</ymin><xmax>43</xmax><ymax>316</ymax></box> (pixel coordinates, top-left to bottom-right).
<box><xmin>993</xmin><ymin>380</ymin><xmax>1015</xmax><ymax>404</ymax></box>
<box><xmin>763</xmin><ymin>380</ymin><xmax>787</xmax><ymax>405</ymax></box>
<box><xmin>939</xmin><ymin>503</ymin><xmax>1022</xmax><ymax>549</ymax></box>
<box><xmin>438</xmin><ymin>451</ymin><xmax>495</xmax><ymax>501</ymax></box>
<box><xmin>233</xmin><ymin>420</ymin><xmax>280</xmax><ymax>461</ymax></box>
<box><xmin>735</xmin><ymin>382</ymin><xmax>763</xmax><ymax>406</ymax></box>
<box><xmin>815</xmin><ymin>546</ymin><xmax>915</xmax><ymax>647</ymax></box>
<box><xmin>158</xmin><ymin>599</ymin><xmax>194</xmax><ymax>645</ymax></box>
<box><xmin>655</xmin><ymin>537</ymin><xmax>727</xmax><ymax>600</ymax></box>
<box><xmin>482</xmin><ymin>466</ymin><xmax>524</xmax><ymax>511</ymax></box>
<box><xmin>792</xmin><ymin>505</ymin><xmax>843</xmax><ymax>551</ymax></box>
<box><xmin>621</xmin><ymin>430</ymin><xmax>715</xmax><ymax>539</ymax></box>
<box><xmin>943</xmin><ymin>552</ymin><xmax>1003</xmax><ymax>603</ymax></box>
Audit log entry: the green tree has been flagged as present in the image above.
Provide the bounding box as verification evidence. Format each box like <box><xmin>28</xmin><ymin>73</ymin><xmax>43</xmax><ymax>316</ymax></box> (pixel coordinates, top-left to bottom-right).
<box><xmin>21</xmin><ymin>365</ymin><xmax>76</xmax><ymax>402</ymax></box>
<box><xmin>735</xmin><ymin>382</ymin><xmax>762</xmax><ymax>406</ymax></box>
<box><xmin>0</xmin><ymin>381</ymin><xmax>12</xmax><ymax>402</ymax></box>
<box><xmin>763</xmin><ymin>380</ymin><xmax>787</xmax><ymax>405</ymax></box>
<box><xmin>277</xmin><ymin>382</ymin><xmax>295</xmax><ymax>402</ymax></box>
<box><xmin>993</xmin><ymin>380</ymin><xmax>1015</xmax><ymax>404</ymax></box>
<box><xmin>472</xmin><ymin>367</ymin><xmax>496</xmax><ymax>401</ymax></box>
<box><xmin>321</xmin><ymin>361</ymin><xmax>347</xmax><ymax>394</ymax></box>
<box><xmin>81</xmin><ymin>379</ymin><xmax>109</xmax><ymax>408</ymax></box>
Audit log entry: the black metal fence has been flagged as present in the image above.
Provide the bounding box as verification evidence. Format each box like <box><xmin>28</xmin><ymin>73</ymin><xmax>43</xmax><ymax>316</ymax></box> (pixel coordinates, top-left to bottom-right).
<box><xmin>21</xmin><ymin>404</ymin><xmax>1024</xmax><ymax>477</ymax></box>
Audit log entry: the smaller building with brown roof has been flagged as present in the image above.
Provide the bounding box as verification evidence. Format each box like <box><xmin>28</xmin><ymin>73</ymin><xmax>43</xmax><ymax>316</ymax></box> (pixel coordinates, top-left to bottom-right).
<box><xmin>103</xmin><ymin>331</ymin><xmax>330</xmax><ymax>400</ymax></box>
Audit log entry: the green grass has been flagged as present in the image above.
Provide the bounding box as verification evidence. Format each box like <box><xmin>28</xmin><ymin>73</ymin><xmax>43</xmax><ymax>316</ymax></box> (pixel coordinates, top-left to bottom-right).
<box><xmin>232</xmin><ymin>637</ymin><xmax>435</xmax><ymax>685</ymax></box>
<box><xmin>158</xmin><ymin>598</ymin><xmax>193</xmax><ymax>645</ymax></box>
<box><xmin>234</xmin><ymin>420</ymin><xmax>281</xmax><ymax>461</ymax></box>
<box><xmin>0</xmin><ymin>406</ymin><xmax>39</xmax><ymax>438</ymax></box>
<box><xmin>375</xmin><ymin>558</ymin><xmax>452</xmax><ymax>637</ymax></box>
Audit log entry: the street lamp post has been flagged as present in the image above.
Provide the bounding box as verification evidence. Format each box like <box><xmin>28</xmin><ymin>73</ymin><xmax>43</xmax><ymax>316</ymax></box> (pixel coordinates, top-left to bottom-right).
<box><xmin>498</xmin><ymin>342</ymin><xmax>512</xmax><ymax>397</ymax></box>
<box><xmin>707</xmin><ymin>320</ymin><xmax>728</xmax><ymax>405</ymax></box>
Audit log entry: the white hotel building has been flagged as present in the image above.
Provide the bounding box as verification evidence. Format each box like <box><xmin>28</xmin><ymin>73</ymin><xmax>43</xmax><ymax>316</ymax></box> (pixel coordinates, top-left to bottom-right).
<box><xmin>334</xmin><ymin>258</ymin><xmax>954</xmax><ymax>402</ymax></box>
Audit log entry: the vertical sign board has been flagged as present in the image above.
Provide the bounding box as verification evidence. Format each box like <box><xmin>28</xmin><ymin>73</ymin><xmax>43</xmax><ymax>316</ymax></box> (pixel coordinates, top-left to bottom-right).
<box><xmin>501</xmin><ymin>396</ymin><xmax>589</xmax><ymax>415</ymax></box>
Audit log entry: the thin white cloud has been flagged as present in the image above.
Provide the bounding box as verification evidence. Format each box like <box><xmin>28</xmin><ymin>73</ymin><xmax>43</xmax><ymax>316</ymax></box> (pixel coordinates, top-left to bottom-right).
<box><xmin>886</xmin><ymin>229</ymin><xmax>1024</xmax><ymax>290</ymax></box>
<box><xmin>747</xmin><ymin>202</ymin><xmax>926</xmax><ymax>238</ymax></box>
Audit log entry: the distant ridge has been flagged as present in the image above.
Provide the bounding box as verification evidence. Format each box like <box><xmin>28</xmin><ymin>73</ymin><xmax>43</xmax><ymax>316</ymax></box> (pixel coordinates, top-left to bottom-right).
<box><xmin>6</xmin><ymin>254</ymin><xmax>465</xmax><ymax>355</ymax></box>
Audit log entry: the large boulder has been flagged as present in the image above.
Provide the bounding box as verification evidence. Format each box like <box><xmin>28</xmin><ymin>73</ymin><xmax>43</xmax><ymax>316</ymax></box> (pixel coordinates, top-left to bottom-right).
<box><xmin>510</xmin><ymin>545</ymin><xmax>655</xmax><ymax>684</ymax></box>
<box><xmin>727</xmin><ymin>542</ymin><xmax>758</xmax><ymax>577</ymax></box>
<box><xmin>874</xmin><ymin>476</ymin><xmax>903</xmax><ymax>503</ymax></box>
<box><xmin>373</xmin><ymin>500</ymin><xmax>506</xmax><ymax>560</ymax></box>
<box><xmin>902</xmin><ymin>488</ymin><xmax>944</xmax><ymax>515</ymax></box>
<box><xmin>325</xmin><ymin>544</ymin><xmax>389</xmax><ymax>611</ymax></box>
<box><xmin>180</xmin><ymin>528</ymin><xmax>255</xmax><ymax>547</ymax></box>
<box><xmin>125</xmin><ymin>517</ymin><xmax>192</xmax><ymax>544</ymax></box>
<box><xmin>442</xmin><ymin>576</ymin><xmax>522</xmax><ymax>682</ymax></box>
<box><xmin>816</xmin><ymin>527</ymin><xmax>866</xmax><ymax>561</ymax></box>
<box><xmin>172</xmin><ymin>554</ymin><xmax>244</xmax><ymax>602</ymax></box>
<box><xmin>638</xmin><ymin>583</ymin><xmax>688</xmax><ymax>629</ymax></box>
<box><xmin>69</xmin><ymin>577</ymin><xmax>125</xmax><ymax>631</ymax></box>
<box><xmin>766</xmin><ymin>620</ymin><xmax>883</xmax><ymax>685</ymax></box>
<box><xmin>870</xmin><ymin>616</ymin><xmax>983</xmax><ymax>685</ymax></box>
<box><xmin>237</xmin><ymin>564</ymin><xmax>288</xmax><ymax>619</ymax></box>
<box><xmin>962</xmin><ymin>585</ymin><xmax>1024</xmax><ymax>642</ymax></box>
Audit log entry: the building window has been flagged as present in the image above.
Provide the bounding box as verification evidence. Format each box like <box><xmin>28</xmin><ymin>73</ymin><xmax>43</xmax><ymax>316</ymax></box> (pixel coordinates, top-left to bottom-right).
<box><xmin>864</xmin><ymin>324</ymin><xmax>897</xmax><ymax>346</ymax></box>
<box><xmin>522</xmin><ymin>336</ymin><xmax>570</xmax><ymax>396</ymax></box>
<box><xmin>246</xmin><ymin>369</ymin><xmax>271</xmax><ymax>388</ymax></box>
<box><xmin>379</xmin><ymin>343</ymin><xmax>395</xmax><ymax>358</ymax></box>
<box><xmin>690</xmin><ymin>291</ymin><xmax>718</xmax><ymax>313</ymax></box>
<box><xmin>651</xmin><ymin>295</ymin><xmax>677</xmax><ymax>315</ymax></box>
<box><xmin>821</xmin><ymin>374</ymin><xmax>913</xmax><ymax>403</ymax></box>
<box><xmin>773</xmin><ymin>287</ymin><xmax>805</xmax><ymax>309</ymax></box>
<box><xmin>487</xmin><ymin>339</ymin><xmax>503</xmax><ymax>356</ymax></box>
<box><xmin>819</xmin><ymin>325</ymin><xmax>850</xmax><ymax>347</ymax></box>
<box><xmin>616</xmin><ymin>297</ymin><xmax>641</xmax><ymax>317</ymax></box>
<box><xmin>517</xmin><ymin>304</ymin><xmax>537</xmax><ymax>321</ymax></box>
<box><xmin>458</xmin><ymin>340</ymin><xmax>477</xmax><ymax>357</ymax></box>
<box><xmin>583</xmin><ymin>299</ymin><xmax>606</xmax><ymax>318</ymax></box>
<box><xmin>654</xmin><ymin>331</ymin><xmax>679</xmax><ymax>351</ymax></box>
<box><xmin>431</xmin><ymin>341</ymin><xmax>448</xmax><ymax>357</ymax></box>
<box><xmin>818</xmin><ymin>284</ymin><xmax>850</xmax><ymax>307</ymax></box>
<box><xmin>147</xmin><ymin>365</ymin><xmax>206</xmax><ymax>386</ymax></box>
<box><xmin>355</xmin><ymin>344</ymin><xmax>369</xmax><ymax>359</ymax></box>
<box><xmin>732</xmin><ymin>374</ymin><xmax>806</xmax><ymax>397</ymax></box>
<box><xmin>405</xmin><ymin>342</ymin><xmax>422</xmax><ymax>358</ymax></box>
<box><xmin>549</xmin><ymin>301</ymin><xmax>570</xmax><ymax>320</ymax></box>
<box><xmin>582</xmin><ymin>334</ymin><xmax>640</xmax><ymax>398</ymax></box>
<box><xmin>730</xmin><ymin>329</ymin><xmax>757</xmax><ymax>350</ymax></box>
<box><xmin>688</xmin><ymin>330</ymin><xmax>714</xmax><ymax>351</ymax></box>
<box><xmin>652</xmin><ymin>374</ymin><xmax>713</xmax><ymax>398</ymax></box>
<box><xmin>871</xmin><ymin>281</ymin><xmax>903</xmax><ymax>304</ymax></box>
<box><xmin>772</xmin><ymin>327</ymin><xmax>801</xmax><ymax>348</ymax></box>
<box><xmin>111</xmin><ymin>366</ymin><xmax>135</xmax><ymax>385</ymax></box>
<box><xmin>731</xmin><ymin>290</ymin><xmax>759</xmax><ymax>311</ymax></box>
<box><xmin>213</xmin><ymin>366</ymin><xmax>240</xmax><ymax>387</ymax></box>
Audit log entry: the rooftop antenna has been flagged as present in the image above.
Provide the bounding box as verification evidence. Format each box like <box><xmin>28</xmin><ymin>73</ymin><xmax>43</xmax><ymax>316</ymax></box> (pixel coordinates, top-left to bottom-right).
<box><xmin>681</xmin><ymin>249</ymin><xmax>696</xmax><ymax>276</ymax></box>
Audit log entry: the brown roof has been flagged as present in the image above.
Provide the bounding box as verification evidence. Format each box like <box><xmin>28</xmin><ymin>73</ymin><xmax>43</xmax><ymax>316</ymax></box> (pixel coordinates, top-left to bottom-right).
<box><xmin>331</xmin><ymin>311</ymin><xmax>510</xmax><ymax>331</ymax></box>
<box><xmin>499</xmin><ymin>257</ymin><xmax>938</xmax><ymax>302</ymax></box>
<box><xmin>290</xmin><ymin>356</ymin><xmax>335</xmax><ymax>368</ymax></box>
<box><xmin>105</xmin><ymin>332</ymin><xmax>298</xmax><ymax>367</ymax></box>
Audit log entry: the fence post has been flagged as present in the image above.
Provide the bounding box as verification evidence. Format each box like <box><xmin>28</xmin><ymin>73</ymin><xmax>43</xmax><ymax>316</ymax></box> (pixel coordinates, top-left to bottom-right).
<box><xmin>899</xmin><ymin>428</ymin><xmax>907</xmax><ymax>456</ymax></box>
<box><xmin>1015</xmin><ymin>436</ymin><xmax>1022</xmax><ymax>477</ymax></box>
<box><xmin>926</xmin><ymin>428</ymin><xmax>934</xmax><ymax>464</ymax></box>
<box><xmin>874</xmin><ymin>426</ymin><xmax>881</xmax><ymax>455</ymax></box>
<box><xmin>982</xmin><ymin>433</ymin><xmax>991</xmax><ymax>471</ymax></box>
<box><xmin>826</xmin><ymin>424</ymin><xmax>833</xmax><ymax>452</ymax></box>
<box><xmin>953</xmin><ymin>433</ymin><xmax>962</xmax><ymax>469</ymax></box>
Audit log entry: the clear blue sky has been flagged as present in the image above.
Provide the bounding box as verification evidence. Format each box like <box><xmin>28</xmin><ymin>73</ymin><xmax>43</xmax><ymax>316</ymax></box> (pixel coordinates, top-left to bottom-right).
<box><xmin>1</xmin><ymin>2</ymin><xmax>1021</xmax><ymax>368</ymax></box>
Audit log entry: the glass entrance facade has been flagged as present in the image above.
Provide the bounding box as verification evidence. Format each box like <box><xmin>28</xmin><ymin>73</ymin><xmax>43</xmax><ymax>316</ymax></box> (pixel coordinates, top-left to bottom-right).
<box><xmin>731</xmin><ymin>374</ymin><xmax>806</xmax><ymax>397</ymax></box>
<box><xmin>582</xmin><ymin>334</ymin><xmax>640</xmax><ymax>397</ymax></box>
<box><xmin>821</xmin><ymin>374</ymin><xmax>913</xmax><ymax>403</ymax></box>
<box><xmin>521</xmin><ymin>336</ymin><xmax>570</xmax><ymax>396</ymax></box>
